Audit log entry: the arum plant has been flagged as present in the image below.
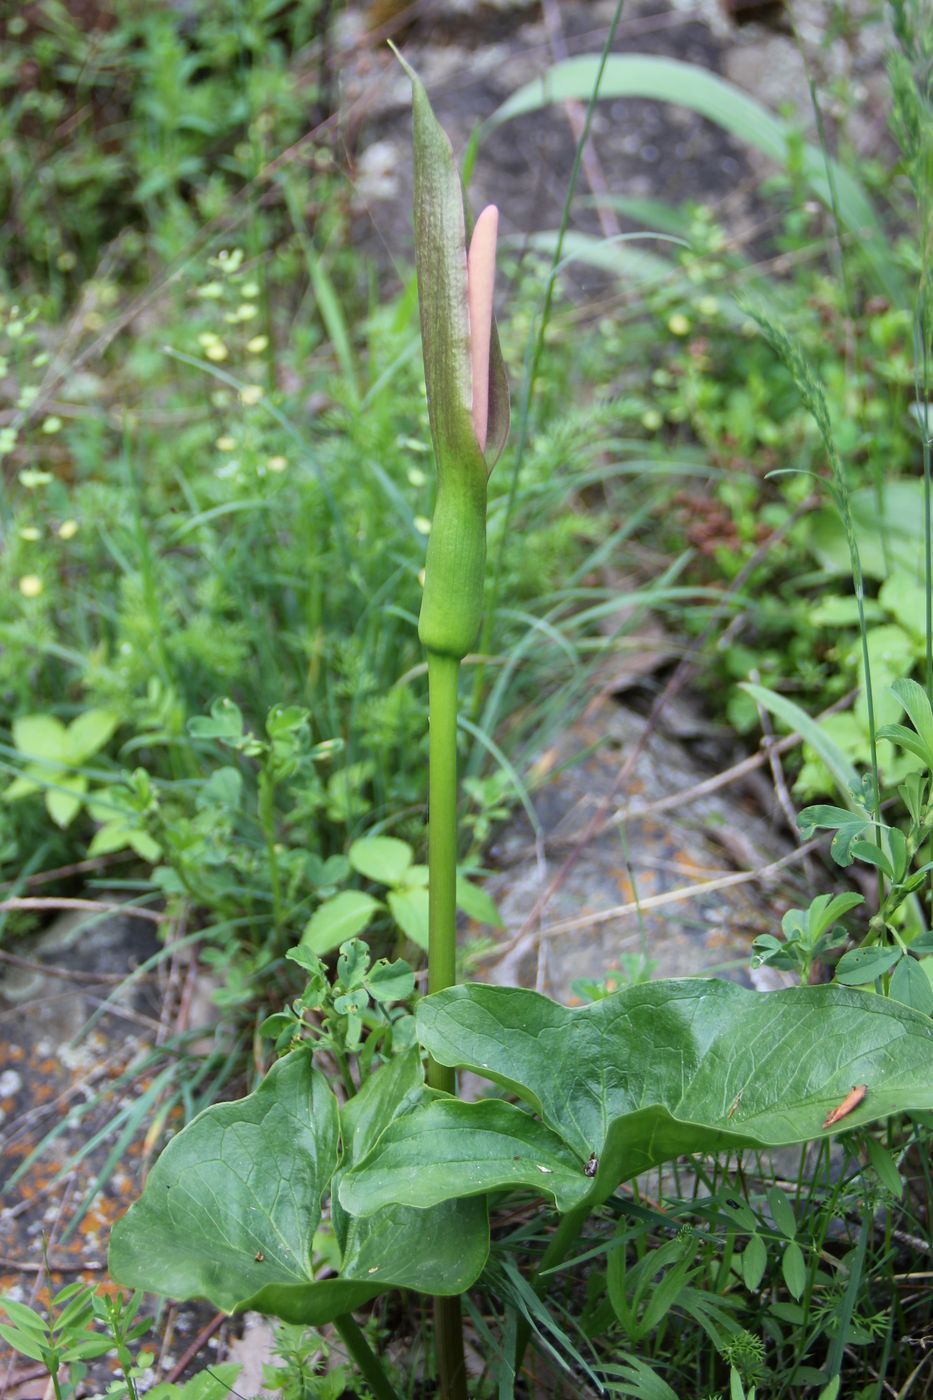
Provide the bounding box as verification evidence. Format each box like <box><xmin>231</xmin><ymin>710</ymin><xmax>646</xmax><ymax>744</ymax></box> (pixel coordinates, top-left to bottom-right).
<box><xmin>398</xmin><ymin>45</ymin><xmax>509</xmax><ymax>1056</ymax></box>
<box><xmin>398</xmin><ymin>50</ymin><xmax>508</xmax><ymax>1398</ymax></box>
<box><xmin>107</xmin><ymin>54</ymin><xmax>933</xmax><ymax>1400</ymax></box>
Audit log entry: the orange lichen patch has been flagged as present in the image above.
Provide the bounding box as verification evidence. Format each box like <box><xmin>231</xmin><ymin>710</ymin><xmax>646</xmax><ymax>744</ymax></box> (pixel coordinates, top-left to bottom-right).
<box><xmin>669</xmin><ymin>849</ymin><xmax>709</xmax><ymax>875</ymax></box>
<box><xmin>7</xmin><ymin>1044</ymin><xmax>26</xmax><ymax>1061</ymax></box>
<box><xmin>36</xmin><ymin>1058</ymin><xmax>60</xmax><ymax>1076</ymax></box>
<box><xmin>0</xmin><ymin>1096</ymin><xmax>16</xmax><ymax>1114</ymax></box>
<box><xmin>31</xmin><ymin>1083</ymin><xmax>55</xmax><ymax>1104</ymax></box>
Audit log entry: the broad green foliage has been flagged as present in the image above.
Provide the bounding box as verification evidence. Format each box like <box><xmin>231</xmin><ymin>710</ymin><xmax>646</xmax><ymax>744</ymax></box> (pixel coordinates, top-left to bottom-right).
<box><xmin>109</xmin><ymin>1049</ymin><xmax>489</xmax><ymax>1321</ymax></box>
<box><xmin>340</xmin><ymin>981</ymin><xmax>933</xmax><ymax>1211</ymax></box>
<box><xmin>112</xmin><ymin>979</ymin><xmax>933</xmax><ymax>1332</ymax></box>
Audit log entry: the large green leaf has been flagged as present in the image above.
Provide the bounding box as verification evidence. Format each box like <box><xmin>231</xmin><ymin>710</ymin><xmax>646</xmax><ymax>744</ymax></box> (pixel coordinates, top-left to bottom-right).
<box><xmin>339</xmin><ymin>1099</ymin><xmax>590</xmax><ymax>1218</ymax></box>
<box><xmin>408</xmin><ymin>981</ymin><xmax>933</xmax><ymax>1190</ymax></box>
<box><xmin>109</xmin><ymin>1054</ymin><xmax>343</xmax><ymax>1313</ymax></box>
<box><xmin>333</xmin><ymin>1047</ymin><xmax>490</xmax><ymax>1293</ymax></box>
<box><xmin>109</xmin><ymin>1051</ymin><xmax>489</xmax><ymax>1321</ymax></box>
<box><xmin>484</xmin><ymin>55</ymin><xmax>896</xmax><ymax>300</ymax></box>
<box><xmin>340</xmin><ymin>1195</ymin><xmax>488</xmax><ymax>1295</ymax></box>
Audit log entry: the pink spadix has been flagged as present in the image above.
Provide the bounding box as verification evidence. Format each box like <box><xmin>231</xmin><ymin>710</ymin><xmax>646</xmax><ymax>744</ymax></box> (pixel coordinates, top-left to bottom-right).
<box><xmin>467</xmin><ymin>205</ymin><xmax>498</xmax><ymax>455</ymax></box>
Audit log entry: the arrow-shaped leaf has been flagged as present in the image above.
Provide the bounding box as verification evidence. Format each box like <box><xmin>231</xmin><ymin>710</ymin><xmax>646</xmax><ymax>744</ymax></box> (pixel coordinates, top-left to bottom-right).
<box><xmin>416</xmin><ymin>981</ymin><xmax>933</xmax><ymax>1185</ymax></box>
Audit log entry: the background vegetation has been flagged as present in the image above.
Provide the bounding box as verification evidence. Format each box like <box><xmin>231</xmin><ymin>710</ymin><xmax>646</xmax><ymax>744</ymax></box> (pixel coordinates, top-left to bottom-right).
<box><xmin>2</xmin><ymin>0</ymin><xmax>933</xmax><ymax>1395</ymax></box>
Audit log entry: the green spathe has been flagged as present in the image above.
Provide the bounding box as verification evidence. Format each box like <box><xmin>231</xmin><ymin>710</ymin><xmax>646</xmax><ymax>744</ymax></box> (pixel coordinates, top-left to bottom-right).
<box><xmin>397</xmin><ymin>50</ymin><xmax>509</xmax><ymax>660</ymax></box>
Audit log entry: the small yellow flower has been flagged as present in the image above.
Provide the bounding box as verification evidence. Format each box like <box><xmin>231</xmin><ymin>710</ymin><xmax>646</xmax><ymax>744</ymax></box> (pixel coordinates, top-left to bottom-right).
<box><xmin>19</xmin><ymin>574</ymin><xmax>43</xmax><ymax>597</ymax></box>
<box><xmin>205</xmin><ymin>341</ymin><xmax>229</xmax><ymax>362</ymax></box>
<box><xmin>18</xmin><ymin>526</ymin><xmax>40</xmax><ymax>541</ymax></box>
<box><xmin>247</xmin><ymin>334</ymin><xmax>269</xmax><ymax>355</ymax></box>
<box><xmin>414</xmin><ymin>515</ymin><xmax>432</xmax><ymax>535</ymax></box>
<box><xmin>240</xmin><ymin>384</ymin><xmax>263</xmax><ymax>406</ymax></box>
<box><xmin>668</xmin><ymin>313</ymin><xmax>691</xmax><ymax>337</ymax></box>
<box><xmin>216</xmin><ymin>435</ymin><xmax>237</xmax><ymax>451</ymax></box>
<box><xmin>19</xmin><ymin>469</ymin><xmax>53</xmax><ymax>489</ymax></box>
<box><xmin>58</xmin><ymin>519</ymin><xmax>79</xmax><ymax>540</ymax></box>
<box><xmin>41</xmin><ymin>416</ymin><xmax>63</xmax><ymax>434</ymax></box>
<box><xmin>267</xmin><ymin>455</ymin><xmax>287</xmax><ymax>473</ymax></box>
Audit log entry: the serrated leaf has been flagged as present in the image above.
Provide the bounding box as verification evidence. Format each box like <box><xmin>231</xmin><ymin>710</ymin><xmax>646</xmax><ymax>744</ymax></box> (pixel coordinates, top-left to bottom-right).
<box><xmin>348</xmin><ymin>836</ymin><xmax>413</xmax><ymax>886</ymax></box>
<box><xmin>301</xmin><ymin>892</ymin><xmax>380</xmax><ymax>957</ymax></box>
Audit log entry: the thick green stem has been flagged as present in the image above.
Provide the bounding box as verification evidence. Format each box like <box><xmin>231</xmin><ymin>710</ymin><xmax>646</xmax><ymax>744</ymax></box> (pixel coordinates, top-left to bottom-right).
<box><xmin>332</xmin><ymin>1314</ymin><xmax>399</xmax><ymax>1400</ymax></box>
<box><xmin>425</xmin><ymin>649</ymin><xmax>467</xmax><ymax>1398</ymax></box>
<box><xmin>434</xmin><ymin>1295</ymin><xmax>468</xmax><ymax>1400</ymax></box>
<box><xmin>426</xmin><ymin>650</ymin><xmax>460</xmax><ymax>1092</ymax></box>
